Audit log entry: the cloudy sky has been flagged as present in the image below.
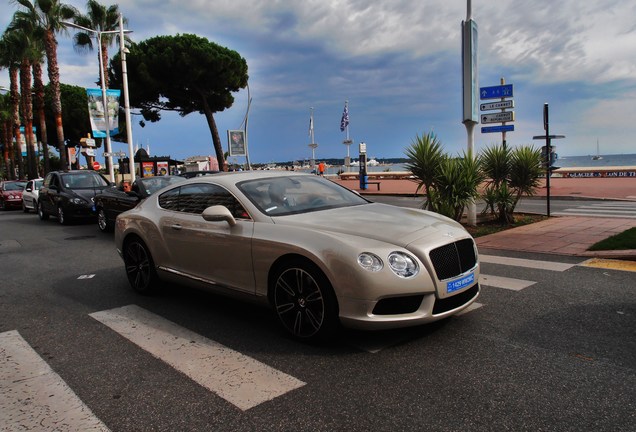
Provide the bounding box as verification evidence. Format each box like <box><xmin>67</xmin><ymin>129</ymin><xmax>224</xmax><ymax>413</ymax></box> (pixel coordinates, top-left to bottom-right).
<box><xmin>2</xmin><ymin>0</ymin><xmax>635</xmax><ymax>164</ymax></box>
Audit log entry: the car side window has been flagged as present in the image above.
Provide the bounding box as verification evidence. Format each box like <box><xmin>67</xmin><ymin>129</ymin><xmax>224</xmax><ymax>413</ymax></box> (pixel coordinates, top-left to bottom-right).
<box><xmin>159</xmin><ymin>183</ymin><xmax>249</xmax><ymax>218</ymax></box>
<box><xmin>50</xmin><ymin>174</ymin><xmax>59</xmax><ymax>189</ymax></box>
<box><xmin>158</xmin><ymin>188</ymin><xmax>180</xmax><ymax>211</ymax></box>
<box><xmin>43</xmin><ymin>173</ymin><xmax>53</xmax><ymax>187</ymax></box>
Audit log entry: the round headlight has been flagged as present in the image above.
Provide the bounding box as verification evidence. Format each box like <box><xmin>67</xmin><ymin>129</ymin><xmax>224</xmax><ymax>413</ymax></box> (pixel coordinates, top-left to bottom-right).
<box><xmin>388</xmin><ymin>252</ymin><xmax>419</xmax><ymax>278</ymax></box>
<box><xmin>70</xmin><ymin>197</ymin><xmax>86</xmax><ymax>205</ymax></box>
<box><xmin>358</xmin><ymin>252</ymin><xmax>383</xmax><ymax>272</ymax></box>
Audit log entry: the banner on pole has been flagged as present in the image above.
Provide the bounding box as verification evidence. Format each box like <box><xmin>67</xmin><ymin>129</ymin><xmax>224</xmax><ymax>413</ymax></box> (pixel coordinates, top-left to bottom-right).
<box><xmin>228</xmin><ymin>130</ymin><xmax>246</xmax><ymax>156</ymax></box>
<box><xmin>86</xmin><ymin>88</ymin><xmax>120</xmax><ymax>138</ymax></box>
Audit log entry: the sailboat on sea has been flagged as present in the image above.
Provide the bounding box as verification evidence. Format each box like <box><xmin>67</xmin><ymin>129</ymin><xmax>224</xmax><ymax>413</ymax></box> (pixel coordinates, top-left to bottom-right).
<box><xmin>591</xmin><ymin>139</ymin><xmax>603</xmax><ymax>160</ymax></box>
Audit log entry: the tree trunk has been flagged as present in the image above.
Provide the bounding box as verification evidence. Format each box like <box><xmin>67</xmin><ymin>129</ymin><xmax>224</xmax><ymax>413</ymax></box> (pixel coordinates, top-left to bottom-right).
<box><xmin>100</xmin><ymin>43</ymin><xmax>109</xmax><ymax>88</ymax></box>
<box><xmin>201</xmin><ymin>95</ymin><xmax>226</xmax><ymax>170</ymax></box>
<box><xmin>2</xmin><ymin>120</ymin><xmax>10</xmax><ymax>178</ymax></box>
<box><xmin>20</xmin><ymin>58</ymin><xmax>38</xmax><ymax>179</ymax></box>
<box><xmin>44</xmin><ymin>29</ymin><xmax>68</xmax><ymax>170</ymax></box>
<box><xmin>9</xmin><ymin>65</ymin><xmax>23</xmax><ymax>180</ymax></box>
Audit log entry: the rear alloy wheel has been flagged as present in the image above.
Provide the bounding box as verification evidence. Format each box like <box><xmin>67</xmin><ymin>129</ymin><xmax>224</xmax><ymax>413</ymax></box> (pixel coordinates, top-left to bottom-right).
<box><xmin>123</xmin><ymin>238</ymin><xmax>158</xmax><ymax>294</ymax></box>
<box><xmin>37</xmin><ymin>201</ymin><xmax>49</xmax><ymax>220</ymax></box>
<box><xmin>97</xmin><ymin>208</ymin><xmax>113</xmax><ymax>232</ymax></box>
<box><xmin>272</xmin><ymin>260</ymin><xmax>338</xmax><ymax>341</ymax></box>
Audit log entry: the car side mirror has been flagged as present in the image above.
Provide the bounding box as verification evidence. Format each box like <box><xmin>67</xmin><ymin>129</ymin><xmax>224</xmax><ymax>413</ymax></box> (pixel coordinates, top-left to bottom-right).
<box><xmin>201</xmin><ymin>205</ymin><xmax>236</xmax><ymax>227</ymax></box>
<box><xmin>26</xmin><ymin>187</ymin><xmax>32</xmax><ymax>192</ymax></box>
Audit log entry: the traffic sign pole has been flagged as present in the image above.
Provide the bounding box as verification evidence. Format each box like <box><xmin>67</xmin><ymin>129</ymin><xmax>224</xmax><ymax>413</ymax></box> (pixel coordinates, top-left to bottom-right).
<box><xmin>500</xmin><ymin>77</ymin><xmax>507</xmax><ymax>150</ymax></box>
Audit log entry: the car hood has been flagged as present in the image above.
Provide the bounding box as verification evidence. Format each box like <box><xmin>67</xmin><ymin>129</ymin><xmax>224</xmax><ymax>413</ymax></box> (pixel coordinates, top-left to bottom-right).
<box><xmin>274</xmin><ymin>203</ymin><xmax>469</xmax><ymax>247</ymax></box>
<box><xmin>72</xmin><ymin>188</ymin><xmax>106</xmax><ymax>201</ymax></box>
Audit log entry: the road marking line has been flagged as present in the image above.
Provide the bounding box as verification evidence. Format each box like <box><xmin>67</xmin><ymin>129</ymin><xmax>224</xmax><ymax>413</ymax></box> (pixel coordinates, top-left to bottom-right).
<box><xmin>480</xmin><ymin>254</ymin><xmax>576</xmax><ymax>271</ymax></box>
<box><xmin>457</xmin><ymin>301</ymin><xmax>484</xmax><ymax>315</ymax></box>
<box><xmin>479</xmin><ymin>274</ymin><xmax>535</xmax><ymax>291</ymax></box>
<box><xmin>90</xmin><ymin>305</ymin><xmax>305</xmax><ymax>411</ymax></box>
<box><xmin>580</xmin><ymin>258</ymin><xmax>636</xmax><ymax>273</ymax></box>
<box><xmin>0</xmin><ymin>330</ymin><xmax>110</xmax><ymax>431</ymax></box>
<box><xmin>551</xmin><ymin>212</ymin><xmax>636</xmax><ymax>219</ymax></box>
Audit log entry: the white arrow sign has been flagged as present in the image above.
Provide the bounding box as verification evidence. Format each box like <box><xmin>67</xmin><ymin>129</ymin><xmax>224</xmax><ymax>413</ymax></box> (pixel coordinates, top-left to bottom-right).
<box><xmin>481</xmin><ymin>111</ymin><xmax>514</xmax><ymax>124</ymax></box>
<box><xmin>480</xmin><ymin>100</ymin><xmax>514</xmax><ymax>111</ymax></box>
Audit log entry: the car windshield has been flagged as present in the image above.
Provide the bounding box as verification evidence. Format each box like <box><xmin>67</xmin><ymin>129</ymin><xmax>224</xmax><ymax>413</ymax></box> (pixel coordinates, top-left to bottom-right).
<box><xmin>4</xmin><ymin>181</ymin><xmax>27</xmax><ymax>191</ymax></box>
<box><xmin>238</xmin><ymin>175</ymin><xmax>369</xmax><ymax>216</ymax></box>
<box><xmin>61</xmin><ymin>173</ymin><xmax>109</xmax><ymax>189</ymax></box>
<box><xmin>138</xmin><ymin>176</ymin><xmax>185</xmax><ymax>196</ymax></box>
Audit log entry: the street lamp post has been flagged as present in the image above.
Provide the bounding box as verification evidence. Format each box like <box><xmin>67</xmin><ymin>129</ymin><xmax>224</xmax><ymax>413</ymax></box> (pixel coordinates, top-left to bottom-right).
<box><xmin>63</xmin><ymin>21</ymin><xmax>131</xmax><ymax>183</ymax></box>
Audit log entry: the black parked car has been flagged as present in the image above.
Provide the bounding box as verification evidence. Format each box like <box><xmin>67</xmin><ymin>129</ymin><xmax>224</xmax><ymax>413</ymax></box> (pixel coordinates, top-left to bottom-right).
<box><xmin>38</xmin><ymin>170</ymin><xmax>111</xmax><ymax>224</ymax></box>
<box><xmin>94</xmin><ymin>175</ymin><xmax>185</xmax><ymax>232</ymax></box>
<box><xmin>178</xmin><ymin>170</ymin><xmax>219</xmax><ymax>178</ymax></box>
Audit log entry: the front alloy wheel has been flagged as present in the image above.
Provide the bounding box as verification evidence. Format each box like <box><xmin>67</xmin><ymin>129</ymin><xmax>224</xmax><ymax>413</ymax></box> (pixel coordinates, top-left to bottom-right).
<box><xmin>272</xmin><ymin>260</ymin><xmax>338</xmax><ymax>340</ymax></box>
<box><xmin>97</xmin><ymin>208</ymin><xmax>112</xmax><ymax>232</ymax></box>
<box><xmin>123</xmin><ymin>238</ymin><xmax>158</xmax><ymax>294</ymax></box>
<box><xmin>57</xmin><ymin>206</ymin><xmax>67</xmax><ymax>225</ymax></box>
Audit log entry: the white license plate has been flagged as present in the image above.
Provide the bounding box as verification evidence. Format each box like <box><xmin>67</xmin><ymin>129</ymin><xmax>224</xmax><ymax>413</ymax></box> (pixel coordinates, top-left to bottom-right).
<box><xmin>447</xmin><ymin>272</ymin><xmax>475</xmax><ymax>294</ymax></box>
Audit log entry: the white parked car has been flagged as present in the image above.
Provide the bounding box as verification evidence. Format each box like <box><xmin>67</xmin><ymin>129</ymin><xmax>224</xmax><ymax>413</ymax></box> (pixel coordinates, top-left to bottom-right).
<box><xmin>22</xmin><ymin>178</ymin><xmax>43</xmax><ymax>213</ymax></box>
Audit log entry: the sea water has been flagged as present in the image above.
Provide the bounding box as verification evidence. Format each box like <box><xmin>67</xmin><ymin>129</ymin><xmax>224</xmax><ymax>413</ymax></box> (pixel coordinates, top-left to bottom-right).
<box><xmin>324</xmin><ymin>154</ymin><xmax>636</xmax><ymax>175</ymax></box>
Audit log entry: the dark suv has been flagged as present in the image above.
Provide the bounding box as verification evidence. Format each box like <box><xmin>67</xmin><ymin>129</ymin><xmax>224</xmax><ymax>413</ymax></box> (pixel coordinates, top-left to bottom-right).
<box><xmin>38</xmin><ymin>170</ymin><xmax>111</xmax><ymax>224</ymax></box>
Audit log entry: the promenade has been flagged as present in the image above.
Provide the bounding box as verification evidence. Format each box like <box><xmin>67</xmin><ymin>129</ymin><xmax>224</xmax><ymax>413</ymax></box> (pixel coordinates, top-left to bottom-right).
<box><xmin>332</xmin><ymin>175</ymin><xmax>636</xmax><ymax>261</ymax></box>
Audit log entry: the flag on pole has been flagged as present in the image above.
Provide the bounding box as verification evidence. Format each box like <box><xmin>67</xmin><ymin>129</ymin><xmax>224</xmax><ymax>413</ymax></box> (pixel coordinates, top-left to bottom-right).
<box><xmin>340</xmin><ymin>102</ymin><xmax>349</xmax><ymax>132</ymax></box>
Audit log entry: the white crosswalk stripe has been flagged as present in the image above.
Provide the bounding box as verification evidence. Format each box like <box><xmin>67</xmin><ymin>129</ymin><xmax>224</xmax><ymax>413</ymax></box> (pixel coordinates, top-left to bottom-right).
<box><xmin>479</xmin><ymin>274</ymin><xmax>535</xmax><ymax>290</ymax></box>
<box><xmin>480</xmin><ymin>254</ymin><xmax>576</xmax><ymax>271</ymax></box>
<box><xmin>0</xmin><ymin>331</ymin><xmax>110</xmax><ymax>431</ymax></box>
<box><xmin>90</xmin><ymin>305</ymin><xmax>305</xmax><ymax>411</ymax></box>
<box><xmin>552</xmin><ymin>201</ymin><xmax>636</xmax><ymax>219</ymax></box>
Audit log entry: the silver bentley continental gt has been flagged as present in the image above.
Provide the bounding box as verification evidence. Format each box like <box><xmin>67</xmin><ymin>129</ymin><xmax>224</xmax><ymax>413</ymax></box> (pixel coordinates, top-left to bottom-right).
<box><xmin>114</xmin><ymin>171</ymin><xmax>480</xmax><ymax>341</ymax></box>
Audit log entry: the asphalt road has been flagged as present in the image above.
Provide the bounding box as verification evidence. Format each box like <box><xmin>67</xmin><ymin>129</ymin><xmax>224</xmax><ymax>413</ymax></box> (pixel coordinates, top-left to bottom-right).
<box><xmin>1</xmin><ymin>210</ymin><xmax>634</xmax><ymax>431</ymax></box>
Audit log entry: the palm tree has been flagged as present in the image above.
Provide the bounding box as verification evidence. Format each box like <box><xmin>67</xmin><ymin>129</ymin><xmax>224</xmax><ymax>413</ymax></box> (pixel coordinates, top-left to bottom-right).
<box><xmin>7</xmin><ymin>11</ymin><xmax>44</xmax><ymax>179</ymax></box>
<box><xmin>12</xmin><ymin>0</ymin><xmax>78</xmax><ymax>171</ymax></box>
<box><xmin>0</xmin><ymin>32</ymin><xmax>24</xmax><ymax>179</ymax></box>
<box><xmin>72</xmin><ymin>0</ymin><xmax>125</xmax><ymax>89</ymax></box>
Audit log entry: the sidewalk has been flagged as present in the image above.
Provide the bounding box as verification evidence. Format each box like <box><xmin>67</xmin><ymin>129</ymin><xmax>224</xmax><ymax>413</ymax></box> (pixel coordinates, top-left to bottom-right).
<box><xmin>332</xmin><ymin>176</ymin><xmax>636</xmax><ymax>260</ymax></box>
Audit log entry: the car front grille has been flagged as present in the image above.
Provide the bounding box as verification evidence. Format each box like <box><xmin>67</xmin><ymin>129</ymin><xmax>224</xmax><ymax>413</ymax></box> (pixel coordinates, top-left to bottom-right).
<box><xmin>429</xmin><ymin>238</ymin><xmax>477</xmax><ymax>281</ymax></box>
<box><xmin>432</xmin><ymin>284</ymin><xmax>479</xmax><ymax>315</ymax></box>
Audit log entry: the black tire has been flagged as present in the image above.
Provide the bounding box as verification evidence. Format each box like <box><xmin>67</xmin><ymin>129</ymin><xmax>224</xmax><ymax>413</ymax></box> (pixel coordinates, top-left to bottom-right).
<box><xmin>123</xmin><ymin>237</ymin><xmax>158</xmax><ymax>294</ymax></box>
<box><xmin>271</xmin><ymin>258</ymin><xmax>339</xmax><ymax>341</ymax></box>
<box><xmin>37</xmin><ymin>201</ymin><xmax>49</xmax><ymax>220</ymax></box>
<box><xmin>22</xmin><ymin>201</ymin><xmax>29</xmax><ymax>213</ymax></box>
<box><xmin>57</xmin><ymin>206</ymin><xmax>69</xmax><ymax>225</ymax></box>
<box><xmin>0</xmin><ymin>199</ymin><xmax>5</xmax><ymax>211</ymax></box>
<box><xmin>97</xmin><ymin>208</ymin><xmax>113</xmax><ymax>232</ymax></box>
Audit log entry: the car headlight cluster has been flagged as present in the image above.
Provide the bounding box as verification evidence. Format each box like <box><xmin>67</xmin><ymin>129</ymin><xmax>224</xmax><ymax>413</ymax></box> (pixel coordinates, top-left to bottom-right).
<box><xmin>388</xmin><ymin>252</ymin><xmax>419</xmax><ymax>278</ymax></box>
<box><xmin>8</xmin><ymin>195</ymin><xmax>17</xmax><ymax>199</ymax></box>
<box><xmin>357</xmin><ymin>253</ymin><xmax>383</xmax><ymax>272</ymax></box>
<box><xmin>358</xmin><ymin>251</ymin><xmax>419</xmax><ymax>278</ymax></box>
<box><xmin>70</xmin><ymin>197</ymin><xmax>87</xmax><ymax>205</ymax></box>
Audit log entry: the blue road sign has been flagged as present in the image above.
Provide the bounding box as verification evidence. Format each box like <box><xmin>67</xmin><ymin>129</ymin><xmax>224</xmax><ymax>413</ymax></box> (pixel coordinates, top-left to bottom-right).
<box><xmin>480</xmin><ymin>84</ymin><xmax>513</xmax><ymax>100</ymax></box>
<box><xmin>481</xmin><ymin>125</ymin><xmax>515</xmax><ymax>134</ymax></box>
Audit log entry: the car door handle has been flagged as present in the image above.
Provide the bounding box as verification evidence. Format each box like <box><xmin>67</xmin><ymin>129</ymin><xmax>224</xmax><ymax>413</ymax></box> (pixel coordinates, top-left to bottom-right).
<box><xmin>171</xmin><ymin>224</ymin><xmax>182</xmax><ymax>230</ymax></box>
